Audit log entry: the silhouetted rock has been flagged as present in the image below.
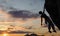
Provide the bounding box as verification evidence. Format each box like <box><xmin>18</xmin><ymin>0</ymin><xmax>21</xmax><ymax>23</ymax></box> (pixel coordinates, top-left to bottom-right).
<box><xmin>25</xmin><ymin>33</ymin><xmax>30</xmax><ymax>36</ymax></box>
<box><xmin>30</xmin><ymin>33</ymin><xmax>38</xmax><ymax>36</ymax></box>
<box><xmin>44</xmin><ymin>0</ymin><xmax>60</xmax><ymax>30</ymax></box>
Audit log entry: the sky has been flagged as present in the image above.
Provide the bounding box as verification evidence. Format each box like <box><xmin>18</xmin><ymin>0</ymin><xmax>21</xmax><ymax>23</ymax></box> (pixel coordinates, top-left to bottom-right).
<box><xmin>0</xmin><ymin>9</ymin><xmax>45</xmax><ymax>31</ymax></box>
<box><xmin>0</xmin><ymin>0</ymin><xmax>45</xmax><ymax>13</ymax></box>
<box><xmin>0</xmin><ymin>0</ymin><xmax>49</xmax><ymax>31</ymax></box>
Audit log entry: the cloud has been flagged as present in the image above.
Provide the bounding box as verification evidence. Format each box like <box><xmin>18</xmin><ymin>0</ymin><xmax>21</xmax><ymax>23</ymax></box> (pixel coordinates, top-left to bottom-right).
<box><xmin>8</xmin><ymin>10</ymin><xmax>40</xmax><ymax>18</ymax></box>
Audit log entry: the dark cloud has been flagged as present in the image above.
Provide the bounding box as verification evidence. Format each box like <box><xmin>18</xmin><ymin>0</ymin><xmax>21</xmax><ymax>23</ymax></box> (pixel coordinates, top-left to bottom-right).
<box><xmin>8</xmin><ymin>10</ymin><xmax>40</xmax><ymax>18</ymax></box>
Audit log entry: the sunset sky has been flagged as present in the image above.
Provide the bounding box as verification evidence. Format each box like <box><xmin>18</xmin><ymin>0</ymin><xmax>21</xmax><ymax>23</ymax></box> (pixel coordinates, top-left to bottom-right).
<box><xmin>0</xmin><ymin>0</ymin><xmax>46</xmax><ymax>31</ymax></box>
<box><xmin>0</xmin><ymin>9</ymin><xmax>45</xmax><ymax>31</ymax></box>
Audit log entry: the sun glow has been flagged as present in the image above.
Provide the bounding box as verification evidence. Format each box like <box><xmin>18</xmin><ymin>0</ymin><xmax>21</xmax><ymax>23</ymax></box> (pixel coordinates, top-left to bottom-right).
<box><xmin>3</xmin><ymin>33</ymin><xmax>8</xmax><ymax>36</ymax></box>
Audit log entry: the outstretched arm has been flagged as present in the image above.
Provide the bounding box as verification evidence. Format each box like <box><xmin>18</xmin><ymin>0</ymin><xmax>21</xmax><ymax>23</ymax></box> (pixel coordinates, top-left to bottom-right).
<box><xmin>41</xmin><ymin>16</ymin><xmax>43</xmax><ymax>26</ymax></box>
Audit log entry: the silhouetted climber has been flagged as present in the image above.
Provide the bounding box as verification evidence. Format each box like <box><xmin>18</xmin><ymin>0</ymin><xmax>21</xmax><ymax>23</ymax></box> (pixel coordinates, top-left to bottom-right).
<box><xmin>39</xmin><ymin>11</ymin><xmax>47</xmax><ymax>26</ymax></box>
<box><xmin>44</xmin><ymin>0</ymin><xmax>60</xmax><ymax>30</ymax></box>
<box><xmin>39</xmin><ymin>11</ymin><xmax>56</xmax><ymax>33</ymax></box>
